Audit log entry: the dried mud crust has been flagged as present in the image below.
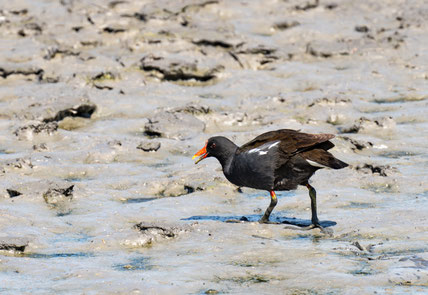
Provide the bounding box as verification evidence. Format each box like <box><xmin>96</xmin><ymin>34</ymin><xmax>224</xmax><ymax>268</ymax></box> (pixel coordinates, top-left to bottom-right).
<box><xmin>140</xmin><ymin>54</ymin><xmax>223</xmax><ymax>84</ymax></box>
<box><xmin>0</xmin><ymin>0</ymin><xmax>427</xmax><ymax>293</ymax></box>
<box><xmin>0</xmin><ymin>237</ymin><xmax>29</xmax><ymax>253</ymax></box>
<box><xmin>132</xmin><ymin>222</ymin><xmax>193</xmax><ymax>246</ymax></box>
<box><xmin>144</xmin><ymin>109</ymin><xmax>205</xmax><ymax>140</ymax></box>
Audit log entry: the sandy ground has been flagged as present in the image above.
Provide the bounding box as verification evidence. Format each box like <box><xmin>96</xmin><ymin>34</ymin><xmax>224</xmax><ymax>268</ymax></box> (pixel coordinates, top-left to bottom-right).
<box><xmin>0</xmin><ymin>0</ymin><xmax>427</xmax><ymax>294</ymax></box>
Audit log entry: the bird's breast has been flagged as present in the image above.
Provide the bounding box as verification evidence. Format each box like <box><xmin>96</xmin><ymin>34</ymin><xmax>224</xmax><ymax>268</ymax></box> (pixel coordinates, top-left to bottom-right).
<box><xmin>224</xmin><ymin>150</ymin><xmax>277</xmax><ymax>190</ymax></box>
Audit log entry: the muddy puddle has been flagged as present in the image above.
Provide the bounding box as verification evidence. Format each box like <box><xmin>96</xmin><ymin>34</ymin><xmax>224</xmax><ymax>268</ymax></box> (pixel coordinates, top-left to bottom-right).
<box><xmin>1</xmin><ymin>0</ymin><xmax>427</xmax><ymax>293</ymax></box>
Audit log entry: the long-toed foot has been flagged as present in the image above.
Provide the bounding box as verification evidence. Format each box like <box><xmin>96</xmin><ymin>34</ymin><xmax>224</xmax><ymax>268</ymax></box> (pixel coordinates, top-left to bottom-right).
<box><xmin>283</xmin><ymin>218</ymin><xmax>323</xmax><ymax>230</ymax></box>
<box><xmin>258</xmin><ymin>216</ymin><xmax>269</xmax><ymax>224</ymax></box>
<box><xmin>258</xmin><ymin>218</ymin><xmax>280</xmax><ymax>224</ymax></box>
<box><xmin>300</xmin><ymin>223</ymin><xmax>322</xmax><ymax>230</ymax></box>
<box><xmin>284</xmin><ymin>222</ymin><xmax>333</xmax><ymax>235</ymax></box>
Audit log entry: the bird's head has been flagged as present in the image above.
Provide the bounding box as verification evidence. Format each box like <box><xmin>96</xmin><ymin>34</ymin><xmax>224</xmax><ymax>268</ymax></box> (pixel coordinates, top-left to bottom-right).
<box><xmin>192</xmin><ymin>136</ymin><xmax>237</xmax><ymax>164</ymax></box>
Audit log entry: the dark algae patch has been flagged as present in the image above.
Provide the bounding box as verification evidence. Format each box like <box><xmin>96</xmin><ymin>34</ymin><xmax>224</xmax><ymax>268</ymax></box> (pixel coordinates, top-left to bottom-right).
<box><xmin>113</xmin><ymin>256</ymin><xmax>150</xmax><ymax>271</ymax></box>
<box><xmin>123</xmin><ymin>197</ymin><xmax>158</xmax><ymax>204</ymax></box>
<box><xmin>23</xmin><ymin>252</ymin><xmax>94</xmax><ymax>259</ymax></box>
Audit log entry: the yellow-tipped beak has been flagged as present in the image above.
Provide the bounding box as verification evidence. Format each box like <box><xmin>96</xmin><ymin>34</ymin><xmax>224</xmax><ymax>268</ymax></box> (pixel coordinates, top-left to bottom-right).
<box><xmin>193</xmin><ymin>144</ymin><xmax>208</xmax><ymax>164</ymax></box>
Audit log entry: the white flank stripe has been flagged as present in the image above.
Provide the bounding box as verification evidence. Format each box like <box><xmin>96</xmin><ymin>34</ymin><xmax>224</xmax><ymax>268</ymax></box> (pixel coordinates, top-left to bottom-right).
<box><xmin>306</xmin><ymin>159</ymin><xmax>330</xmax><ymax>169</ymax></box>
<box><xmin>268</xmin><ymin>141</ymin><xmax>280</xmax><ymax>149</ymax></box>
<box><xmin>248</xmin><ymin>148</ymin><xmax>260</xmax><ymax>154</ymax></box>
<box><xmin>248</xmin><ymin>141</ymin><xmax>279</xmax><ymax>155</ymax></box>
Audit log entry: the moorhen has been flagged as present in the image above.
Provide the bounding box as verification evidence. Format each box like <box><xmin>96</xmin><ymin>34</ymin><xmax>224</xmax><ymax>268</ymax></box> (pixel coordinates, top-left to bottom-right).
<box><xmin>193</xmin><ymin>129</ymin><xmax>348</xmax><ymax>228</ymax></box>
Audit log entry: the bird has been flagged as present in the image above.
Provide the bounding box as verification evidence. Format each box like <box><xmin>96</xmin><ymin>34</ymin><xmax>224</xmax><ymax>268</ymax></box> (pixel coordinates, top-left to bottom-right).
<box><xmin>192</xmin><ymin>129</ymin><xmax>348</xmax><ymax>228</ymax></box>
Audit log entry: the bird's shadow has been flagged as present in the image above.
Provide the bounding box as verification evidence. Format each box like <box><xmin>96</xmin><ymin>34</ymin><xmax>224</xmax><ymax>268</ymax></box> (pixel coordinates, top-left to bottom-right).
<box><xmin>181</xmin><ymin>214</ymin><xmax>336</xmax><ymax>228</ymax></box>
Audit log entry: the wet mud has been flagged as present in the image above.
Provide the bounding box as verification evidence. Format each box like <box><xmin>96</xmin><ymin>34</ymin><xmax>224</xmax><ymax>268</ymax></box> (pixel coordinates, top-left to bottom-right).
<box><xmin>0</xmin><ymin>0</ymin><xmax>427</xmax><ymax>293</ymax></box>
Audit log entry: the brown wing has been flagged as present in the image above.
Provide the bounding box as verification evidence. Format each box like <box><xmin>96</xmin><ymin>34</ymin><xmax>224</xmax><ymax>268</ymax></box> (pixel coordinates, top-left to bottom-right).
<box><xmin>300</xmin><ymin>149</ymin><xmax>348</xmax><ymax>169</ymax></box>
<box><xmin>237</xmin><ymin>129</ymin><xmax>335</xmax><ymax>155</ymax></box>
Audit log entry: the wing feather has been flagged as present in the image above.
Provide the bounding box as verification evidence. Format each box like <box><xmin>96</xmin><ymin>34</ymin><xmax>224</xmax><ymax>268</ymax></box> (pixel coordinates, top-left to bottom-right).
<box><xmin>237</xmin><ymin>129</ymin><xmax>335</xmax><ymax>155</ymax></box>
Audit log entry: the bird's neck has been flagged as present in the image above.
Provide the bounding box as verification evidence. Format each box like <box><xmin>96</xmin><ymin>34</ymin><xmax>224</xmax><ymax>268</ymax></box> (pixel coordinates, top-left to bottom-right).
<box><xmin>216</xmin><ymin>146</ymin><xmax>238</xmax><ymax>172</ymax></box>
<box><xmin>217</xmin><ymin>151</ymin><xmax>235</xmax><ymax>171</ymax></box>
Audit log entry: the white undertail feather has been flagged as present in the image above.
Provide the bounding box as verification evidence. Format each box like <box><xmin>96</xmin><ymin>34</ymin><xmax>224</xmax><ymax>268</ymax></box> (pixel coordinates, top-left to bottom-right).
<box><xmin>306</xmin><ymin>159</ymin><xmax>330</xmax><ymax>169</ymax></box>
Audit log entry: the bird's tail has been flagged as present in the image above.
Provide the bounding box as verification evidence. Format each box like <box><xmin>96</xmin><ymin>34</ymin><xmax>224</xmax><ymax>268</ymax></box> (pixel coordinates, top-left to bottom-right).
<box><xmin>301</xmin><ymin>149</ymin><xmax>348</xmax><ymax>169</ymax></box>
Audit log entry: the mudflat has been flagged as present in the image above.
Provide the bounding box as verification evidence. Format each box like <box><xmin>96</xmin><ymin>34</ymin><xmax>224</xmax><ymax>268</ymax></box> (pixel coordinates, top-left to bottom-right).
<box><xmin>0</xmin><ymin>0</ymin><xmax>427</xmax><ymax>293</ymax></box>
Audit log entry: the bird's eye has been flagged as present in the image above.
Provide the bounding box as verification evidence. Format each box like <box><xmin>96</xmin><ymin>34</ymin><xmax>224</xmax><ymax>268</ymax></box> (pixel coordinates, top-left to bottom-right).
<box><xmin>210</xmin><ymin>143</ymin><xmax>216</xmax><ymax>149</ymax></box>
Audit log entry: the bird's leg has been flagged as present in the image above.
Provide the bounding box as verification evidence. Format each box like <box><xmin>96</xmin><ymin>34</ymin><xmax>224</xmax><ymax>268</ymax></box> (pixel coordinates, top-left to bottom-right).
<box><xmin>259</xmin><ymin>191</ymin><xmax>278</xmax><ymax>223</ymax></box>
<box><xmin>306</xmin><ymin>183</ymin><xmax>321</xmax><ymax>228</ymax></box>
